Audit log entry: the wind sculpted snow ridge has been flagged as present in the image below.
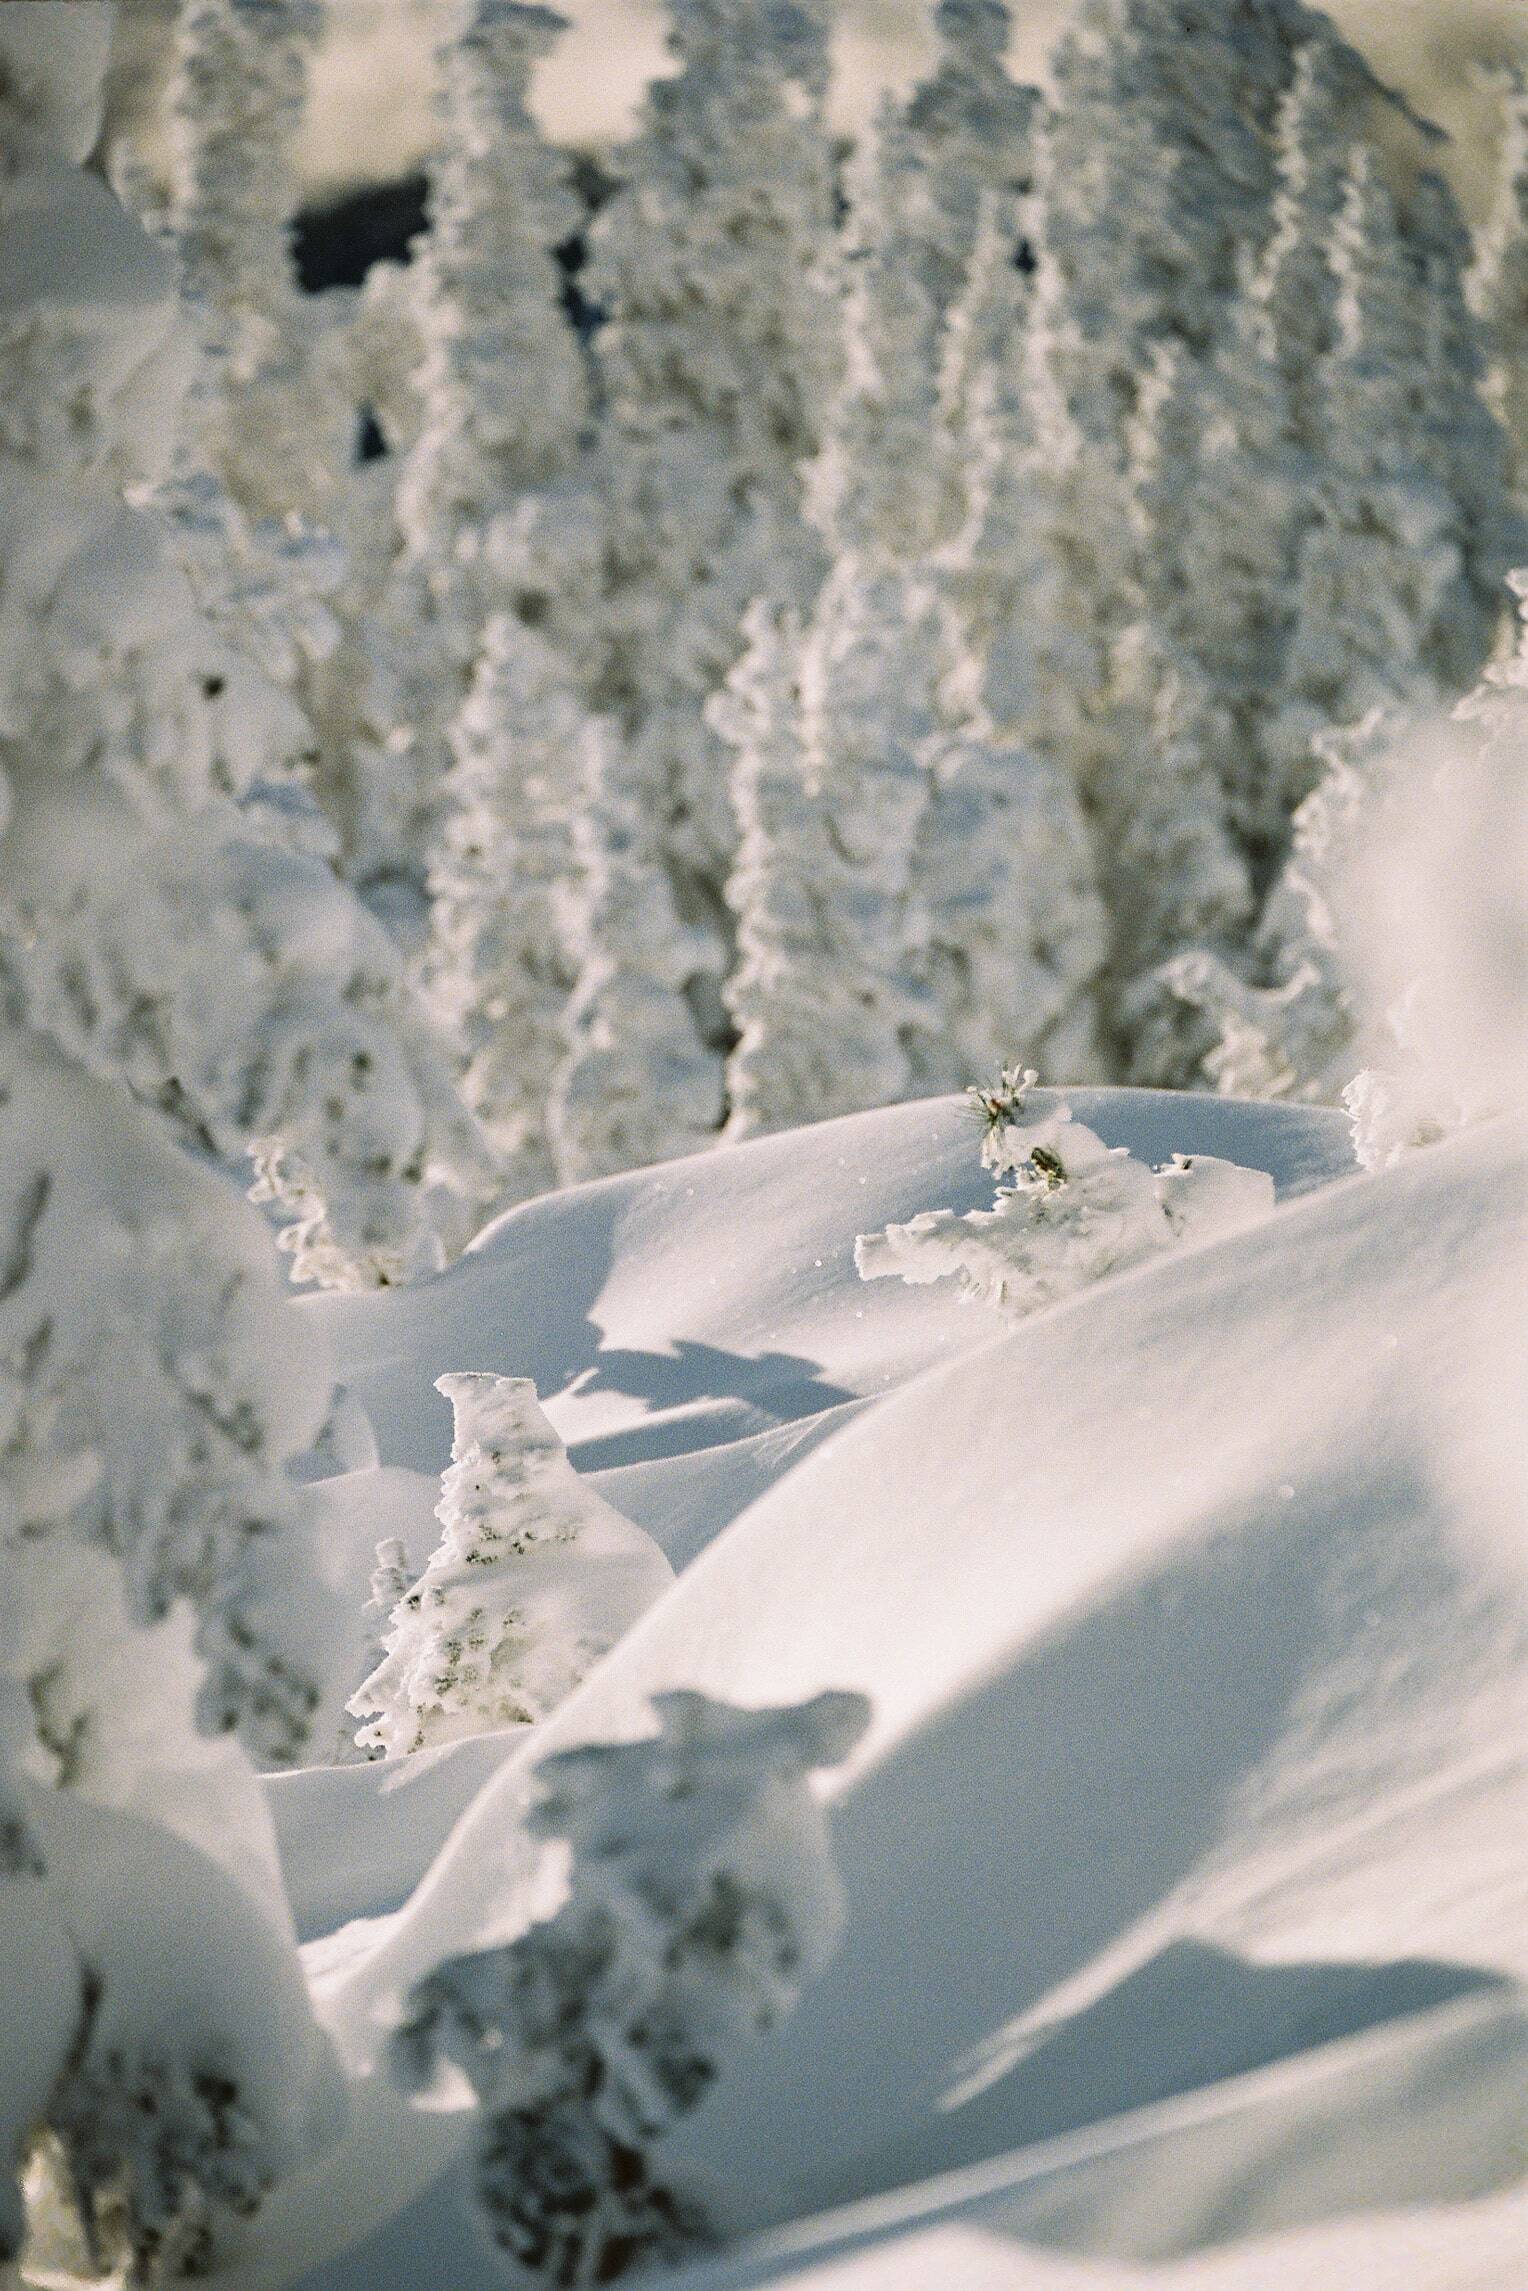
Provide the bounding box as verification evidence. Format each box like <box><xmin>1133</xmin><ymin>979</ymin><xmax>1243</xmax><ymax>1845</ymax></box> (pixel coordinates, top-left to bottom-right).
<box><xmin>249</xmin><ymin>1098</ymin><xmax>1526</xmax><ymax>2291</ymax></box>
<box><xmin>297</xmin><ymin>1088</ymin><xmax>1355</xmax><ymax>1483</ymax></box>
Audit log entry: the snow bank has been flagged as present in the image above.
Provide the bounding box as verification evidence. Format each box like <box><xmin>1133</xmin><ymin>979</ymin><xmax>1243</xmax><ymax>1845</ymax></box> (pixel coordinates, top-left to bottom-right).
<box><xmin>254</xmin><ymin>1097</ymin><xmax>1528</xmax><ymax>2291</ymax></box>
<box><xmin>300</xmin><ymin>1089</ymin><xmax>1354</xmax><ymax>1483</ymax></box>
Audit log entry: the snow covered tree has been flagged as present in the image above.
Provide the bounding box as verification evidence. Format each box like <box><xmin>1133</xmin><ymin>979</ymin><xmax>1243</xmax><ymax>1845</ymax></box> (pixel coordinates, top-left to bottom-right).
<box><xmin>1471</xmin><ymin>67</ymin><xmax>1528</xmax><ymax>503</ymax></box>
<box><xmin>351</xmin><ymin>1373</ymin><xmax>672</xmax><ymax>1759</ymax></box>
<box><xmin>0</xmin><ymin>1020</ymin><xmax>336</xmax><ymax>1765</ymax></box>
<box><xmin>916</xmin><ymin>188</ymin><xmax>1110</xmax><ymax>1086</ymax></box>
<box><xmin>806</xmin><ymin>107</ymin><xmax>948</xmax><ymax>570</ymax></box>
<box><xmin>909</xmin><ymin>707</ymin><xmax>1110</xmax><ymax>1091</ymax></box>
<box><xmin>548</xmin><ymin>722</ymin><xmax>722</xmax><ymax>1181</ymax></box>
<box><xmin>715</xmin><ymin>103</ymin><xmax>955</xmax><ymax>1129</ymax></box>
<box><xmin>899</xmin><ymin>0</ymin><xmax>1038</xmax><ymax>329</ymax></box>
<box><xmin>585</xmin><ymin>0</ymin><xmax>840</xmax><ymax>898</ymax></box>
<box><xmin>422</xmin><ymin>614</ymin><xmax>588</xmax><ymax>1197</ymax></box>
<box><xmin>934</xmin><ymin>144</ymin><xmax>1123</xmax><ymax>779</ymax></box>
<box><xmin>0</xmin><ymin>29</ymin><xmax>344</xmax><ymax>2217</ymax></box>
<box><xmin>856</xmin><ymin>1076</ymin><xmax>1274</xmax><ymax>1320</ymax></box>
<box><xmin>391</xmin><ymin>1687</ymin><xmax>870</xmax><ymax>2284</ymax></box>
<box><xmin>714</xmin><ymin>597</ymin><xmax>932</xmax><ymax>1138</ymax></box>
<box><xmin>1043</xmin><ymin>0</ymin><xmax>1321</xmax><ymax>458</ymax></box>
<box><xmin>0</xmin><ymin>45</ymin><xmax>499</xmax><ymax>1287</ymax></box>
<box><xmin>1271</xmin><ymin>151</ymin><xmax>1514</xmax><ymax>818</ymax></box>
<box><xmin>166</xmin><ymin>0</ymin><xmax>354</xmax><ymax>527</ymax></box>
<box><xmin>395</xmin><ymin>1</ymin><xmax>588</xmax><ymax>588</ymax></box>
<box><xmin>1249</xmin><ymin>29</ymin><xmax>1364</xmax><ymax>428</ymax></box>
<box><xmin>790</xmin><ymin>559</ymin><xmax>937</xmax><ymax>1108</ymax></box>
<box><xmin>374</xmin><ymin>0</ymin><xmax>592</xmax><ymax>908</ymax></box>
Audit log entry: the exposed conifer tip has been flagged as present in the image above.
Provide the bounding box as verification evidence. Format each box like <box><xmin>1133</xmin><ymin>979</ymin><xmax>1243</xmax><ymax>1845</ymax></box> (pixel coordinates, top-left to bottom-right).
<box><xmin>967</xmin><ymin>1064</ymin><xmax>1039</xmax><ymax>1139</ymax></box>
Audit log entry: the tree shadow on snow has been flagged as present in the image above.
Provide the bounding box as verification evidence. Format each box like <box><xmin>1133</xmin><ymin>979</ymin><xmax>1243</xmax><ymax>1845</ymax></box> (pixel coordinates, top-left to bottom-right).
<box><xmin>565</xmin><ymin>1338</ymin><xmax>858</xmax><ymax>1470</ymax></box>
<box><xmin>834</xmin><ymin>1936</ymin><xmax>1505</xmax><ymax>2209</ymax></box>
<box><xmin>690</xmin><ymin>1453</ymin><xmax>1505</xmax><ymax>2228</ymax></box>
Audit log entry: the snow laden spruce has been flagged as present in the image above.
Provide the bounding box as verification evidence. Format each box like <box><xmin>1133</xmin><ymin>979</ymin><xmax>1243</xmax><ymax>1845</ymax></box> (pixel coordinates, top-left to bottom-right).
<box><xmin>856</xmin><ymin>1070</ymin><xmax>1274</xmax><ymax>1322</ymax></box>
<box><xmin>104</xmin><ymin>0</ymin><xmax>1528</xmax><ymax>1173</ymax></box>
<box><xmin>392</xmin><ymin>1688</ymin><xmax>869</xmax><ymax>2287</ymax></box>
<box><xmin>351</xmin><ymin>1373</ymin><xmax>672</xmax><ymax>1757</ymax></box>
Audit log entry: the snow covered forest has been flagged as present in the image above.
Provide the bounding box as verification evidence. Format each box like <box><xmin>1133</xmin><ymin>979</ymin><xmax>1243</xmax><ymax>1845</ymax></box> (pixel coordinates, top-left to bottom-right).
<box><xmin>1</xmin><ymin>0</ymin><xmax>1526</xmax><ymax>2286</ymax></box>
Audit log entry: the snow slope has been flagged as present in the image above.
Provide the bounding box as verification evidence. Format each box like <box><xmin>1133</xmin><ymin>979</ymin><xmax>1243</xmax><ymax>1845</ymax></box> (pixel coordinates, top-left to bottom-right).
<box><xmin>232</xmin><ymin>1090</ymin><xmax>1528</xmax><ymax>2290</ymax></box>
<box><xmin>271</xmin><ymin>1091</ymin><xmax>1353</xmax><ymax>1923</ymax></box>
<box><xmin>300</xmin><ymin>1087</ymin><xmax>1353</xmax><ymax>1487</ymax></box>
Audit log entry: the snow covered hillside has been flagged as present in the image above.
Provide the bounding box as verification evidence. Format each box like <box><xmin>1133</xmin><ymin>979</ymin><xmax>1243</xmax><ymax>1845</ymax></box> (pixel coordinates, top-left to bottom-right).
<box><xmin>4</xmin><ymin>3</ymin><xmax>1526</xmax><ymax>2286</ymax></box>
<box><xmin>231</xmin><ymin>1086</ymin><xmax>1527</xmax><ymax>2291</ymax></box>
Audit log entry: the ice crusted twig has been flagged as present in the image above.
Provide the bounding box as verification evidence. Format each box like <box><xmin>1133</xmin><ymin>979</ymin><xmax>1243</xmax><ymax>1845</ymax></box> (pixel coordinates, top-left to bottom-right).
<box><xmin>392</xmin><ymin>1687</ymin><xmax>869</xmax><ymax>2286</ymax></box>
<box><xmin>857</xmin><ymin>1085</ymin><xmax>1274</xmax><ymax>1323</ymax></box>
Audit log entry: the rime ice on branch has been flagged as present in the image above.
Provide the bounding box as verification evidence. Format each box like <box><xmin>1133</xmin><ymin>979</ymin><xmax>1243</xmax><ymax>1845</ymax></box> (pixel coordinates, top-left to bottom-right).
<box><xmin>392</xmin><ymin>1687</ymin><xmax>870</xmax><ymax>2285</ymax></box>
<box><xmin>857</xmin><ymin>1075</ymin><xmax>1273</xmax><ymax>1321</ymax></box>
<box><xmin>351</xmin><ymin>1373</ymin><xmax>672</xmax><ymax>1758</ymax></box>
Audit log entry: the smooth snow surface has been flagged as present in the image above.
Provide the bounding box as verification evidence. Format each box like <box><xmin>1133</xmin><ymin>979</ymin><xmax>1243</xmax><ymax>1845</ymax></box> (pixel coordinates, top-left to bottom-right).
<box><xmin>239</xmin><ymin>1088</ymin><xmax>1524</xmax><ymax>2290</ymax></box>
<box><xmin>298</xmin><ymin>1089</ymin><xmax>1352</xmax><ymax>1485</ymax></box>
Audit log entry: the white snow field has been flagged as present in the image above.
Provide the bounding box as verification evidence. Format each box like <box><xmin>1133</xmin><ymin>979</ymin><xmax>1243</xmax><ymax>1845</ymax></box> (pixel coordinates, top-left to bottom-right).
<box><xmin>234</xmin><ymin>1086</ymin><xmax>1528</xmax><ymax>2291</ymax></box>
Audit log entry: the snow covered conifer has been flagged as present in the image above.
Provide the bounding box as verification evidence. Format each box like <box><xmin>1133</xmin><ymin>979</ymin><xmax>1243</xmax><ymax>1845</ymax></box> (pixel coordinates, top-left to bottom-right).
<box><xmin>791</xmin><ymin>561</ymin><xmax>938</xmax><ymax>1107</ymax></box>
<box><xmin>1249</xmin><ymin>29</ymin><xmax>1361</xmax><ymax>422</ymax></box>
<box><xmin>916</xmin><ymin>189</ymin><xmax>1110</xmax><ymax>1085</ymax></box>
<box><xmin>1043</xmin><ymin>0</ymin><xmax>1310</xmax><ymax>452</ymax></box>
<box><xmin>423</xmin><ymin>613</ymin><xmax>587</xmax><ymax>1198</ymax></box>
<box><xmin>586</xmin><ymin>0</ymin><xmax>839</xmax><ymax>890</ymax></box>
<box><xmin>0</xmin><ymin>23</ymin><xmax>498</xmax><ymax>1285</ymax></box>
<box><xmin>392</xmin><ymin>1687</ymin><xmax>870</xmax><ymax>2284</ymax></box>
<box><xmin>714</xmin><ymin>601</ymin><xmax>826</xmax><ymax>1138</ymax></box>
<box><xmin>366</xmin><ymin>0</ymin><xmax>591</xmax><ymax>914</ymax></box>
<box><xmin>909</xmin><ymin>707</ymin><xmax>1109</xmax><ymax>1090</ymax></box>
<box><xmin>1272</xmin><ymin>152</ymin><xmax>1513</xmax><ymax>811</ymax></box>
<box><xmin>856</xmin><ymin>1084</ymin><xmax>1274</xmax><ymax>1320</ymax></box>
<box><xmin>351</xmin><ymin>1374</ymin><xmax>671</xmax><ymax>1758</ymax></box>
<box><xmin>729</xmin><ymin>100</ymin><xmax>999</xmax><ymax>1129</ymax></box>
<box><xmin>807</xmin><ymin>108</ymin><xmax>947</xmax><ymax>569</ymax></box>
<box><xmin>714</xmin><ymin>598</ymin><xmax>933</xmax><ymax>1136</ymax></box>
<box><xmin>899</xmin><ymin>0</ymin><xmax>1038</xmax><ymax>327</ymax></box>
<box><xmin>1471</xmin><ymin>67</ymin><xmax>1528</xmax><ymax>501</ymax></box>
<box><xmin>548</xmin><ymin>719</ymin><xmax>722</xmax><ymax>1180</ymax></box>
<box><xmin>396</xmin><ymin>0</ymin><xmax>588</xmax><ymax>581</ymax></box>
<box><xmin>0</xmin><ymin>1022</ymin><xmax>334</xmax><ymax>1764</ymax></box>
<box><xmin>167</xmin><ymin>0</ymin><xmax>353</xmax><ymax>525</ymax></box>
<box><xmin>934</xmin><ymin>145</ymin><xmax>1121</xmax><ymax>785</ymax></box>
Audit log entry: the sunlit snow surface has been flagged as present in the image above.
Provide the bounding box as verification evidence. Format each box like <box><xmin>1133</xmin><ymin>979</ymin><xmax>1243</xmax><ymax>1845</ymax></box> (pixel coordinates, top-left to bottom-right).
<box><xmin>254</xmin><ymin>1090</ymin><xmax>1528</xmax><ymax>2291</ymax></box>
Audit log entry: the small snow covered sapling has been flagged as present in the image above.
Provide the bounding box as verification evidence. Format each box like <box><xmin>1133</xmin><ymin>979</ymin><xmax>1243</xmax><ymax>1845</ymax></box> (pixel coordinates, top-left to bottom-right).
<box><xmin>392</xmin><ymin>1686</ymin><xmax>870</xmax><ymax>2286</ymax></box>
<box><xmin>350</xmin><ymin>1375</ymin><xmax>673</xmax><ymax>1758</ymax></box>
<box><xmin>855</xmin><ymin>1068</ymin><xmax>1274</xmax><ymax>1322</ymax></box>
